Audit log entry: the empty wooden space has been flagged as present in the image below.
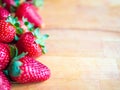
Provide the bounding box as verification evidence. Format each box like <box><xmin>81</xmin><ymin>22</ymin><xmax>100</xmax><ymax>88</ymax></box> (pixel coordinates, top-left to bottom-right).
<box><xmin>41</xmin><ymin>0</ymin><xmax>120</xmax><ymax>31</ymax></box>
<box><xmin>12</xmin><ymin>0</ymin><xmax>120</xmax><ymax>90</ymax></box>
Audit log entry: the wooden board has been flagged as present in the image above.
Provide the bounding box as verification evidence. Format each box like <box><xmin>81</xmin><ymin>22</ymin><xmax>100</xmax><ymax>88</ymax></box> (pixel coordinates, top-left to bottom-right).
<box><xmin>12</xmin><ymin>0</ymin><xmax>120</xmax><ymax>90</ymax></box>
<box><xmin>12</xmin><ymin>29</ymin><xmax>120</xmax><ymax>90</ymax></box>
<box><xmin>40</xmin><ymin>0</ymin><xmax>120</xmax><ymax>31</ymax></box>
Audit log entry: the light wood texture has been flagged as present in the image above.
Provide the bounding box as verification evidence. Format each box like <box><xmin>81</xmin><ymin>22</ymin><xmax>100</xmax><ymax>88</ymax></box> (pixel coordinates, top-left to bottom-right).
<box><xmin>12</xmin><ymin>0</ymin><xmax>120</xmax><ymax>90</ymax></box>
<box><xmin>40</xmin><ymin>0</ymin><xmax>120</xmax><ymax>31</ymax></box>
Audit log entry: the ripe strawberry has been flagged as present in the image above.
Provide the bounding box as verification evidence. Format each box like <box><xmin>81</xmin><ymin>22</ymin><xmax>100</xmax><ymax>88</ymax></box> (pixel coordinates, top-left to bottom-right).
<box><xmin>16</xmin><ymin>28</ymin><xmax>49</xmax><ymax>58</ymax></box>
<box><xmin>0</xmin><ymin>71</ymin><xmax>11</xmax><ymax>90</ymax></box>
<box><xmin>0</xmin><ymin>20</ymin><xmax>16</xmax><ymax>43</ymax></box>
<box><xmin>8</xmin><ymin>53</ymin><xmax>50</xmax><ymax>83</ymax></box>
<box><xmin>0</xmin><ymin>16</ymin><xmax>23</xmax><ymax>43</ymax></box>
<box><xmin>0</xmin><ymin>43</ymin><xmax>10</xmax><ymax>70</ymax></box>
<box><xmin>0</xmin><ymin>6</ymin><xmax>10</xmax><ymax>20</ymax></box>
<box><xmin>15</xmin><ymin>2</ymin><xmax>45</xmax><ymax>28</ymax></box>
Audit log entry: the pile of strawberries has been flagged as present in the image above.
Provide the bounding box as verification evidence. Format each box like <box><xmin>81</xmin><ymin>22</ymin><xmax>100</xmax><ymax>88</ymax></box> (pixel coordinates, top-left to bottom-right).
<box><xmin>0</xmin><ymin>0</ymin><xmax>50</xmax><ymax>90</ymax></box>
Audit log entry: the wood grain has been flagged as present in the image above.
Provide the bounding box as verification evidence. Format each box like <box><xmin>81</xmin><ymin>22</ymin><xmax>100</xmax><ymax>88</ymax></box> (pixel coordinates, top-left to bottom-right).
<box><xmin>40</xmin><ymin>0</ymin><xmax>120</xmax><ymax>31</ymax></box>
<box><xmin>12</xmin><ymin>0</ymin><xmax>120</xmax><ymax>90</ymax></box>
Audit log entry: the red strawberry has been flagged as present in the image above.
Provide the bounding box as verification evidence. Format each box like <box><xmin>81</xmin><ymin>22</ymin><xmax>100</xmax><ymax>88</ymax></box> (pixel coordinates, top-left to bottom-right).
<box><xmin>0</xmin><ymin>71</ymin><xmax>11</xmax><ymax>90</ymax></box>
<box><xmin>0</xmin><ymin>16</ymin><xmax>23</xmax><ymax>43</ymax></box>
<box><xmin>15</xmin><ymin>2</ymin><xmax>45</xmax><ymax>28</ymax></box>
<box><xmin>16</xmin><ymin>29</ymin><xmax>49</xmax><ymax>58</ymax></box>
<box><xmin>0</xmin><ymin>6</ymin><xmax>10</xmax><ymax>20</ymax></box>
<box><xmin>8</xmin><ymin>53</ymin><xmax>50</xmax><ymax>83</ymax></box>
<box><xmin>0</xmin><ymin>20</ymin><xmax>16</xmax><ymax>43</ymax></box>
<box><xmin>0</xmin><ymin>43</ymin><xmax>10</xmax><ymax>70</ymax></box>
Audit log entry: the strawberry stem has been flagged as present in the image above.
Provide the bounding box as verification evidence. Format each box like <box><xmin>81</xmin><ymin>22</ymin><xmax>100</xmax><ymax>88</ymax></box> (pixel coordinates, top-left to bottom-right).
<box><xmin>9</xmin><ymin>45</ymin><xmax>27</xmax><ymax>61</ymax></box>
<box><xmin>9</xmin><ymin>45</ymin><xmax>18</xmax><ymax>59</ymax></box>
<box><xmin>13</xmin><ymin>52</ymin><xmax>27</xmax><ymax>61</ymax></box>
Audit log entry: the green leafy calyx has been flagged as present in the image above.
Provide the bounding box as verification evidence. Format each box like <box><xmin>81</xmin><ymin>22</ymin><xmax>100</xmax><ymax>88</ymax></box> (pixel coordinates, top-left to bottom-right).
<box><xmin>6</xmin><ymin>16</ymin><xmax>24</xmax><ymax>35</ymax></box>
<box><xmin>33</xmin><ymin>28</ymin><xmax>49</xmax><ymax>54</ymax></box>
<box><xmin>9</xmin><ymin>52</ymin><xmax>27</xmax><ymax>77</ymax></box>
<box><xmin>9</xmin><ymin>61</ymin><xmax>22</xmax><ymax>77</ymax></box>
<box><xmin>9</xmin><ymin>45</ymin><xmax>18</xmax><ymax>59</ymax></box>
<box><xmin>8</xmin><ymin>46</ymin><xmax>27</xmax><ymax>77</ymax></box>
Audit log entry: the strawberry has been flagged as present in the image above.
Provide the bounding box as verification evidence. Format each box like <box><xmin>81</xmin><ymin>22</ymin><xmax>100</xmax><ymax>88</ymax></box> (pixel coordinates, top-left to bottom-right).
<box><xmin>0</xmin><ymin>20</ymin><xmax>16</xmax><ymax>43</ymax></box>
<box><xmin>0</xmin><ymin>43</ymin><xmax>10</xmax><ymax>71</ymax></box>
<box><xmin>0</xmin><ymin>6</ymin><xmax>10</xmax><ymax>20</ymax></box>
<box><xmin>7</xmin><ymin>53</ymin><xmax>50</xmax><ymax>83</ymax></box>
<box><xmin>0</xmin><ymin>16</ymin><xmax>23</xmax><ymax>43</ymax></box>
<box><xmin>15</xmin><ymin>2</ymin><xmax>45</xmax><ymax>28</ymax></box>
<box><xmin>16</xmin><ymin>28</ymin><xmax>49</xmax><ymax>58</ymax></box>
<box><xmin>0</xmin><ymin>71</ymin><xmax>11</xmax><ymax>90</ymax></box>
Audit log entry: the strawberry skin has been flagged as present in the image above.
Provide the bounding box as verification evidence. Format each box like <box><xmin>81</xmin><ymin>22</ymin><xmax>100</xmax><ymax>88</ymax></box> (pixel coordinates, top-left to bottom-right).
<box><xmin>0</xmin><ymin>7</ymin><xmax>10</xmax><ymax>20</ymax></box>
<box><xmin>16</xmin><ymin>32</ymin><xmax>42</xmax><ymax>58</ymax></box>
<box><xmin>0</xmin><ymin>43</ymin><xmax>10</xmax><ymax>70</ymax></box>
<box><xmin>15</xmin><ymin>3</ymin><xmax>44</xmax><ymax>28</ymax></box>
<box><xmin>0</xmin><ymin>20</ymin><xmax>16</xmax><ymax>43</ymax></box>
<box><xmin>0</xmin><ymin>71</ymin><xmax>11</xmax><ymax>90</ymax></box>
<box><xmin>9</xmin><ymin>56</ymin><xmax>50</xmax><ymax>83</ymax></box>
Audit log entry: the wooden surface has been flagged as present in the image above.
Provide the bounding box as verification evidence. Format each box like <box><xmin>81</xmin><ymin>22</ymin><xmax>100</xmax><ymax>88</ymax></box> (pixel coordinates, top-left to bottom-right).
<box><xmin>41</xmin><ymin>0</ymin><xmax>120</xmax><ymax>31</ymax></box>
<box><xmin>12</xmin><ymin>0</ymin><xmax>120</xmax><ymax>90</ymax></box>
